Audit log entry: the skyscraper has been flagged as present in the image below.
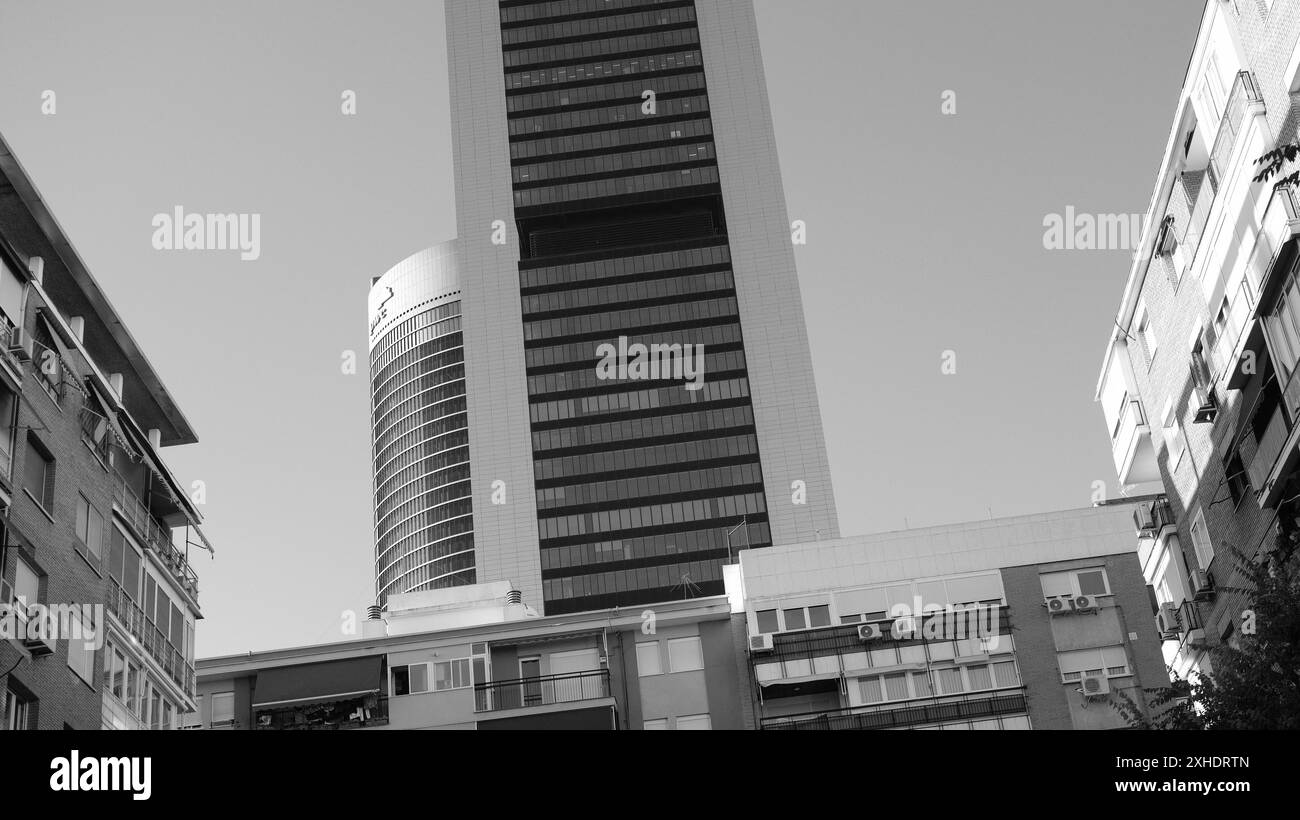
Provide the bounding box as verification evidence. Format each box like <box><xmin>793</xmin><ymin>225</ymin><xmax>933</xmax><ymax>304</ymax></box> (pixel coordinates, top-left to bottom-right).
<box><xmin>377</xmin><ymin>0</ymin><xmax>838</xmax><ymax>614</ymax></box>
<box><xmin>370</xmin><ymin>244</ymin><xmax>474</xmax><ymax>606</ymax></box>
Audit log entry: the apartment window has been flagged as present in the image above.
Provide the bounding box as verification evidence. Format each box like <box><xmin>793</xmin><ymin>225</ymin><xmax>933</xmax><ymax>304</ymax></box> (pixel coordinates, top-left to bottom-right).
<box><xmin>782</xmin><ymin>608</ymin><xmax>806</xmax><ymax>630</ymax></box>
<box><xmin>636</xmin><ymin>641</ymin><xmax>662</xmax><ymax>676</ymax></box>
<box><xmin>1136</xmin><ymin>304</ymin><xmax>1158</xmax><ymax>365</ymax></box>
<box><xmin>1190</xmin><ymin>507</ymin><xmax>1215</xmax><ymax>570</ymax></box>
<box><xmin>936</xmin><ymin>667</ymin><xmax>965</xmax><ymax>695</ymax></box>
<box><xmin>1162</xmin><ymin>399</ymin><xmax>1186</xmax><ymax>469</ymax></box>
<box><xmin>180</xmin><ymin>702</ymin><xmax>202</xmax><ymax>730</ymax></box>
<box><xmin>210</xmin><ymin>692</ymin><xmax>234</xmax><ymax>726</ymax></box>
<box><xmin>432</xmin><ymin>658</ymin><xmax>471</xmax><ymax>691</ymax></box>
<box><xmin>807</xmin><ymin>605</ymin><xmax>831</xmax><ymax>628</ymax></box>
<box><xmin>755</xmin><ymin>609</ymin><xmax>778</xmax><ymax>633</ymax></box>
<box><xmin>675</xmin><ymin>714</ymin><xmax>711</xmax><ymax>730</ymax></box>
<box><xmin>66</xmin><ymin>608</ymin><xmax>95</xmax><ymax>686</ymax></box>
<box><xmin>1059</xmin><ymin>646</ymin><xmax>1129</xmax><ymax>682</ymax></box>
<box><xmin>993</xmin><ymin>660</ymin><xmax>1021</xmax><ymax>688</ymax></box>
<box><xmin>107</xmin><ymin>525</ymin><xmax>142</xmax><ymax>601</ymax></box>
<box><xmin>839</xmin><ymin>613</ymin><xmax>862</xmax><ymax>624</ymax></box>
<box><xmin>3</xmin><ymin>687</ymin><xmax>33</xmax><ymax>730</ymax></box>
<box><xmin>1225</xmin><ymin>450</ymin><xmax>1249</xmax><ymax>506</ymax></box>
<box><xmin>643</xmin><ymin>719</ymin><xmax>668</xmax><ymax>730</ymax></box>
<box><xmin>75</xmin><ymin>494</ymin><xmax>104</xmax><ymax>561</ymax></box>
<box><xmin>22</xmin><ymin>433</ymin><xmax>55</xmax><ymax>514</ymax></box>
<box><xmin>1040</xmin><ymin>567</ymin><xmax>1109</xmax><ymax>598</ymax></box>
<box><xmin>391</xmin><ymin>664</ymin><xmax>429</xmax><ymax>696</ymax></box>
<box><xmin>0</xmin><ymin>387</ymin><xmax>16</xmax><ymax>480</ymax></box>
<box><xmin>966</xmin><ymin>664</ymin><xmax>994</xmax><ymax>691</ymax></box>
<box><xmin>32</xmin><ymin>319</ymin><xmax>64</xmax><ymax>401</ymax></box>
<box><xmin>667</xmin><ymin>637</ymin><xmax>703</xmax><ymax>673</ymax></box>
<box><xmin>12</xmin><ymin>554</ymin><xmax>39</xmax><ymax>610</ymax></box>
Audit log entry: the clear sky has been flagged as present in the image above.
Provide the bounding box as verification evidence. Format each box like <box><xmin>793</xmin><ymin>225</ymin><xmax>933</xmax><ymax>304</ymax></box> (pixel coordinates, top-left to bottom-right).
<box><xmin>0</xmin><ymin>0</ymin><xmax>1202</xmax><ymax>657</ymax></box>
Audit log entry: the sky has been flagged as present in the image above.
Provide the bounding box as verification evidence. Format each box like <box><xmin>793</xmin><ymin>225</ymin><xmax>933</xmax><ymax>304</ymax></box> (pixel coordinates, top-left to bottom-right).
<box><xmin>0</xmin><ymin>0</ymin><xmax>1203</xmax><ymax>658</ymax></box>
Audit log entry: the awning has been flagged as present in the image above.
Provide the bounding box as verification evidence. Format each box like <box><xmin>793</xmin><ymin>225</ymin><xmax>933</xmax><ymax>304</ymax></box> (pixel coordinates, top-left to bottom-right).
<box><xmin>252</xmin><ymin>656</ymin><xmax>384</xmax><ymax>710</ymax></box>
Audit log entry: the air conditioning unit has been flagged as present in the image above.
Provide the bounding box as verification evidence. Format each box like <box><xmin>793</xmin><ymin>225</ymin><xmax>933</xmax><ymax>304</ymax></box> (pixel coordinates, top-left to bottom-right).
<box><xmin>749</xmin><ymin>634</ymin><xmax>774</xmax><ymax>653</ymax></box>
<box><xmin>6</xmin><ymin>327</ymin><xmax>32</xmax><ymax>362</ymax></box>
<box><xmin>1072</xmin><ymin>595</ymin><xmax>1097</xmax><ymax>613</ymax></box>
<box><xmin>1192</xmin><ymin>386</ymin><xmax>1219</xmax><ymax>424</ymax></box>
<box><xmin>1190</xmin><ymin>568</ymin><xmax>1216</xmax><ymax>602</ymax></box>
<box><xmin>1046</xmin><ymin>595</ymin><xmax>1074</xmax><ymax>615</ymax></box>
<box><xmin>857</xmin><ymin>623</ymin><xmax>883</xmax><ymax>642</ymax></box>
<box><xmin>1156</xmin><ymin>603</ymin><xmax>1179</xmax><ymax>639</ymax></box>
<box><xmin>1081</xmin><ymin>673</ymin><xmax>1111</xmax><ymax>698</ymax></box>
<box><xmin>18</xmin><ymin>604</ymin><xmax>55</xmax><ymax>657</ymax></box>
<box><xmin>1133</xmin><ymin>503</ymin><xmax>1157</xmax><ymax>535</ymax></box>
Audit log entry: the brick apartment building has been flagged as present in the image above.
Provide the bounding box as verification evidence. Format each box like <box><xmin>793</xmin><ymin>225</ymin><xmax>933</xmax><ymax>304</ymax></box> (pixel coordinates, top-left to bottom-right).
<box><xmin>1096</xmin><ymin>0</ymin><xmax>1300</xmax><ymax>682</ymax></box>
<box><xmin>0</xmin><ymin>131</ymin><xmax>212</xmax><ymax>730</ymax></box>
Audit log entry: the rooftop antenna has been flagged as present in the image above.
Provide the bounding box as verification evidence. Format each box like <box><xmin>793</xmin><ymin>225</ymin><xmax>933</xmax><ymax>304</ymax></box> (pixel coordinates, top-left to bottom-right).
<box><xmin>671</xmin><ymin>572</ymin><xmax>703</xmax><ymax>600</ymax></box>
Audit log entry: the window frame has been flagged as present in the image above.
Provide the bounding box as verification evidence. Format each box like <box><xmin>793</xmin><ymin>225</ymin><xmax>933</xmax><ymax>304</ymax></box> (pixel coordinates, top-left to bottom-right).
<box><xmin>666</xmin><ymin>636</ymin><xmax>703</xmax><ymax>673</ymax></box>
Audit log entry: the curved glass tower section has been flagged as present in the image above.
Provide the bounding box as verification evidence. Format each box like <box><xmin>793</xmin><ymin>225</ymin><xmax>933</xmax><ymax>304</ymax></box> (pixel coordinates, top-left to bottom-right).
<box><xmin>369</xmin><ymin>243</ymin><xmax>474</xmax><ymax>606</ymax></box>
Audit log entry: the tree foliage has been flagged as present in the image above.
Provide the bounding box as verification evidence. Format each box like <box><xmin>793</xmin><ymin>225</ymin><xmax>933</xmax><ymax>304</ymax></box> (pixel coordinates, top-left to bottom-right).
<box><xmin>1113</xmin><ymin>533</ymin><xmax>1300</xmax><ymax>729</ymax></box>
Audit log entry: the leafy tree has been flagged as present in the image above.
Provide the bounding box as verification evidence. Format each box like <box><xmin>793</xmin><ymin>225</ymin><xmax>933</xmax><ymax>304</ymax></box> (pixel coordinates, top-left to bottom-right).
<box><xmin>1112</xmin><ymin>536</ymin><xmax>1300</xmax><ymax>729</ymax></box>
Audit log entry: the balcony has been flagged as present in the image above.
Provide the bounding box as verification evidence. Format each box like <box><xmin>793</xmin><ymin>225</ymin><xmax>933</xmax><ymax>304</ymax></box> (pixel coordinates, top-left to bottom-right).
<box><xmin>0</xmin><ymin>312</ymin><xmax>21</xmax><ymax>383</ymax></box>
<box><xmin>474</xmin><ymin>669</ymin><xmax>611</xmax><ymax>713</ymax></box>
<box><xmin>254</xmin><ymin>695</ymin><xmax>389</xmax><ymax>730</ymax></box>
<box><xmin>1133</xmin><ymin>497</ymin><xmax>1175</xmax><ymax>537</ymax></box>
<box><xmin>114</xmin><ymin>474</ymin><xmax>199</xmax><ymax>601</ymax></box>
<box><xmin>1111</xmin><ymin>398</ymin><xmax>1159</xmax><ymax>485</ymax></box>
<box><xmin>1207</xmin><ymin>72</ymin><xmax>1265</xmax><ymax>193</ymax></box>
<box><xmin>1176</xmin><ymin>600</ymin><xmax>1206</xmax><ymax>650</ymax></box>
<box><xmin>105</xmin><ymin>578</ymin><xmax>195</xmax><ymax>698</ymax></box>
<box><xmin>761</xmin><ymin>690</ymin><xmax>1028</xmax><ymax>731</ymax></box>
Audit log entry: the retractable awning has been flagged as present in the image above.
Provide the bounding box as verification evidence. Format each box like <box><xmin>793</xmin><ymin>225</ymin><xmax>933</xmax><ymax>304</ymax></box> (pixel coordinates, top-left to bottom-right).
<box><xmin>252</xmin><ymin>656</ymin><xmax>384</xmax><ymax>710</ymax></box>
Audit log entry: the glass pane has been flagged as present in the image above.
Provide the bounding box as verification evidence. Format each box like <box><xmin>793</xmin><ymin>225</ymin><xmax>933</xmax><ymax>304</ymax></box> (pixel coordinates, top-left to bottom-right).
<box><xmin>1076</xmin><ymin>570</ymin><xmax>1107</xmax><ymax>596</ymax></box>
<box><xmin>993</xmin><ymin>661</ymin><xmax>1020</xmax><ymax>687</ymax></box>
<box><xmin>636</xmin><ymin>642</ymin><xmax>661</xmax><ymax>675</ymax></box>
<box><xmin>937</xmin><ymin>668</ymin><xmax>964</xmax><ymax>695</ymax></box>
<box><xmin>860</xmin><ymin>677</ymin><xmax>883</xmax><ymax>704</ymax></box>
<box><xmin>967</xmin><ymin>664</ymin><xmax>993</xmax><ymax>691</ymax></box>
<box><xmin>782</xmin><ymin>608</ymin><xmax>806</xmax><ymax>631</ymax></box>
<box><xmin>410</xmin><ymin>664</ymin><xmax>428</xmax><ymax>693</ymax></box>
<box><xmin>883</xmin><ymin>673</ymin><xmax>908</xmax><ymax>701</ymax></box>
<box><xmin>807</xmin><ymin>605</ymin><xmax>830</xmax><ymax>628</ymax></box>
<box><xmin>756</xmin><ymin>609</ymin><xmax>778</xmax><ymax>633</ymax></box>
<box><xmin>912</xmin><ymin>671</ymin><xmax>932</xmax><ymax>697</ymax></box>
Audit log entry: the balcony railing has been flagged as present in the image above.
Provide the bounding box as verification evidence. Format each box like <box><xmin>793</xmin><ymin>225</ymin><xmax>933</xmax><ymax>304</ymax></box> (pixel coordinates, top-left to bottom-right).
<box><xmin>474</xmin><ymin>669</ymin><xmax>611</xmax><ymax>713</ymax></box>
<box><xmin>105</xmin><ymin>578</ymin><xmax>196</xmax><ymax>697</ymax></box>
<box><xmin>114</xmin><ymin>475</ymin><xmax>199</xmax><ymax>600</ymax></box>
<box><xmin>0</xmin><ymin>312</ymin><xmax>20</xmax><ymax>375</ymax></box>
<box><xmin>761</xmin><ymin>690</ymin><xmax>1028</xmax><ymax>731</ymax></box>
<box><xmin>1208</xmin><ymin>71</ymin><xmax>1264</xmax><ymax>193</ymax></box>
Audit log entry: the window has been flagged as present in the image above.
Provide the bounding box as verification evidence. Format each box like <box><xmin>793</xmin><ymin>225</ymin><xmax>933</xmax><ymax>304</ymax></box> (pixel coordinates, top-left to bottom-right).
<box><xmin>1224</xmin><ymin>450</ymin><xmax>1249</xmax><ymax>506</ymax></box>
<box><xmin>643</xmin><ymin>719</ymin><xmax>668</xmax><ymax>730</ymax></box>
<box><xmin>667</xmin><ymin>636</ymin><xmax>703</xmax><ymax>673</ymax></box>
<box><xmin>12</xmin><ymin>555</ymin><xmax>39</xmax><ymax>609</ymax></box>
<box><xmin>209</xmin><ymin>692</ymin><xmax>234</xmax><ymax>726</ymax></box>
<box><xmin>838</xmin><ymin>613</ymin><xmax>862</xmax><ymax>623</ymax></box>
<box><xmin>936</xmin><ymin>667</ymin><xmax>964</xmax><ymax>695</ymax></box>
<box><xmin>433</xmin><ymin>658</ymin><xmax>471</xmax><ymax>691</ymax></box>
<box><xmin>3</xmin><ymin>687</ymin><xmax>33</xmax><ymax>730</ymax></box>
<box><xmin>22</xmin><ymin>433</ymin><xmax>54</xmax><ymax>513</ymax></box>
<box><xmin>1040</xmin><ymin>568</ymin><xmax>1110</xmax><ymax>599</ymax></box>
<box><xmin>755</xmin><ymin>609</ymin><xmax>778</xmax><ymax>633</ymax></box>
<box><xmin>1136</xmin><ymin>303</ymin><xmax>1158</xmax><ymax>364</ymax></box>
<box><xmin>807</xmin><ymin>605</ymin><xmax>831</xmax><ymax>628</ymax></box>
<box><xmin>966</xmin><ymin>664</ymin><xmax>993</xmax><ymax>691</ymax></box>
<box><xmin>1190</xmin><ymin>507</ymin><xmax>1215</xmax><ymax>570</ymax></box>
<box><xmin>1058</xmin><ymin>646</ymin><xmax>1129</xmax><ymax>682</ymax></box>
<box><xmin>782</xmin><ymin>608</ymin><xmax>806</xmax><ymax>630</ymax></box>
<box><xmin>106</xmin><ymin>525</ymin><xmax>142</xmax><ymax>600</ymax></box>
<box><xmin>1162</xmin><ymin>399</ymin><xmax>1186</xmax><ymax>468</ymax></box>
<box><xmin>0</xmin><ymin>387</ymin><xmax>16</xmax><ymax>479</ymax></box>
<box><xmin>675</xmin><ymin>714</ymin><xmax>711</xmax><ymax>730</ymax></box>
<box><xmin>67</xmin><ymin>608</ymin><xmax>96</xmax><ymax>685</ymax></box>
<box><xmin>636</xmin><ymin>641</ymin><xmax>662</xmax><ymax>676</ymax></box>
<box><xmin>75</xmin><ymin>494</ymin><xmax>104</xmax><ymax>560</ymax></box>
<box><xmin>391</xmin><ymin>663</ymin><xmax>429</xmax><ymax>696</ymax></box>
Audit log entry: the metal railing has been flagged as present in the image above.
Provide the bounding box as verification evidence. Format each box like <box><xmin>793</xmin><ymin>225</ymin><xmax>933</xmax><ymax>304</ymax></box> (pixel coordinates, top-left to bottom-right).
<box><xmin>114</xmin><ymin>474</ymin><xmax>200</xmax><ymax>599</ymax></box>
<box><xmin>1209</xmin><ymin>71</ymin><xmax>1264</xmax><ymax>192</ymax></box>
<box><xmin>761</xmin><ymin>690</ymin><xmax>1028</xmax><ymax>731</ymax></box>
<box><xmin>105</xmin><ymin>578</ymin><xmax>196</xmax><ymax>697</ymax></box>
<box><xmin>474</xmin><ymin>669</ymin><xmax>610</xmax><ymax>712</ymax></box>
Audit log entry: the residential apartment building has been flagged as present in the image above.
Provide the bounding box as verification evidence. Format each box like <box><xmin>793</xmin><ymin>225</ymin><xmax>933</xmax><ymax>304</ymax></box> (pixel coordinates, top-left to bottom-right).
<box><xmin>727</xmin><ymin>507</ymin><xmax>1169</xmax><ymax>730</ymax></box>
<box><xmin>1096</xmin><ymin>0</ymin><xmax>1300</xmax><ymax>682</ymax></box>
<box><xmin>371</xmin><ymin>0</ymin><xmax>839</xmax><ymax>615</ymax></box>
<box><xmin>0</xmin><ymin>131</ymin><xmax>211</xmax><ymax>730</ymax></box>
<box><xmin>195</xmin><ymin>581</ymin><xmax>743</xmax><ymax>730</ymax></box>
